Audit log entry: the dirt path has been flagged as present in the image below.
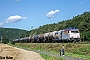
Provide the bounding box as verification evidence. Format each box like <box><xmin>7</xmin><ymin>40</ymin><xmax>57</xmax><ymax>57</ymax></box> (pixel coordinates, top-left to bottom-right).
<box><xmin>0</xmin><ymin>44</ymin><xmax>45</xmax><ymax>60</ymax></box>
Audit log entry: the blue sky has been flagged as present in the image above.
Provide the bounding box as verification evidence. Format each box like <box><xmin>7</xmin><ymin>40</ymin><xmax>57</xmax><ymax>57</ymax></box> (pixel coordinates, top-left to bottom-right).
<box><xmin>0</xmin><ymin>0</ymin><xmax>90</xmax><ymax>31</ymax></box>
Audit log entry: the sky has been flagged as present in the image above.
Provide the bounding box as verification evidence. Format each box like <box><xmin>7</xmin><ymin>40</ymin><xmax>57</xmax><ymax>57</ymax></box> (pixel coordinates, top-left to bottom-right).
<box><xmin>0</xmin><ymin>0</ymin><xmax>90</xmax><ymax>31</ymax></box>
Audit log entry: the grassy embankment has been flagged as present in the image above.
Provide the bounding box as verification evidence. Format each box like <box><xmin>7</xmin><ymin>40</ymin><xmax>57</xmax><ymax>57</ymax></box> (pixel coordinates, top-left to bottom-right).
<box><xmin>13</xmin><ymin>43</ymin><xmax>90</xmax><ymax>60</ymax></box>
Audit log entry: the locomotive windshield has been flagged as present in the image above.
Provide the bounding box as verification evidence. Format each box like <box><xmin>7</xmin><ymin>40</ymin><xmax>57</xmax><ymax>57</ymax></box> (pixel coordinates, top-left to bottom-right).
<box><xmin>71</xmin><ymin>31</ymin><xmax>79</xmax><ymax>33</ymax></box>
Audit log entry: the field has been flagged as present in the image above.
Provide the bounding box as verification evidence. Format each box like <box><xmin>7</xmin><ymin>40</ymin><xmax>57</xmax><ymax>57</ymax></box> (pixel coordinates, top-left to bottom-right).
<box><xmin>14</xmin><ymin>43</ymin><xmax>90</xmax><ymax>60</ymax></box>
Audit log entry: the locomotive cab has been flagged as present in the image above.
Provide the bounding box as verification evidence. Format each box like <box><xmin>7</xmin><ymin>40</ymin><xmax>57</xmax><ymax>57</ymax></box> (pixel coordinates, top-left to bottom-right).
<box><xmin>67</xmin><ymin>28</ymin><xmax>80</xmax><ymax>42</ymax></box>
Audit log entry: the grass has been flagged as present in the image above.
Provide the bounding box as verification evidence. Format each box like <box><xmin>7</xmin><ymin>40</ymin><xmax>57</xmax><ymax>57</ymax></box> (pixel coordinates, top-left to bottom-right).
<box><xmin>12</xmin><ymin>43</ymin><xmax>90</xmax><ymax>60</ymax></box>
<box><xmin>40</xmin><ymin>53</ymin><xmax>65</xmax><ymax>60</ymax></box>
<box><xmin>65</xmin><ymin>52</ymin><xmax>90</xmax><ymax>60</ymax></box>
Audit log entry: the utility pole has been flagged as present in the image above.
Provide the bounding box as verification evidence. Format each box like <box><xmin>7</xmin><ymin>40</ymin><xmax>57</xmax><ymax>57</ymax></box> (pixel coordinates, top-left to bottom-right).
<box><xmin>1</xmin><ymin>36</ymin><xmax>2</xmax><ymax>43</ymax></box>
<box><xmin>31</xmin><ymin>26</ymin><xmax>34</xmax><ymax>30</ymax></box>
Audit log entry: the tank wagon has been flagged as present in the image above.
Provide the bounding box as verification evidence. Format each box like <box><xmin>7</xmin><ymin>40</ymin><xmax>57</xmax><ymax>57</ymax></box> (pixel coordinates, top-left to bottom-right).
<box><xmin>14</xmin><ymin>28</ymin><xmax>80</xmax><ymax>43</ymax></box>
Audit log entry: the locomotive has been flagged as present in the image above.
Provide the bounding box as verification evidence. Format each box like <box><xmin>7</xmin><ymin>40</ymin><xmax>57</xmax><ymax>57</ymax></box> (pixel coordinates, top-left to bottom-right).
<box><xmin>14</xmin><ymin>28</ymin><xmax>80</xmax><ymax>43</ymax></box>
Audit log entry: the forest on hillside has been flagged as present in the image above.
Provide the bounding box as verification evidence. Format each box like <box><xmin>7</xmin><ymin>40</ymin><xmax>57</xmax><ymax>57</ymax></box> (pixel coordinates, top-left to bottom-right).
<box><xmin>0</xmin><ymin>28</ymin><xmax>27</xmax><ymax>40</ymax></box>
<box><xmin>28</xmin><ymin>12</ymin><xmax>90</xmax><ymax>42</ymax></box>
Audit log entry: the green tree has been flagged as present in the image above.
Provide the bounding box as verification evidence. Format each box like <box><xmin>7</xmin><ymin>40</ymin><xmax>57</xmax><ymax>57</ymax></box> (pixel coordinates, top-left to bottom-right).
<box><xmin>2</xmin><ymin>36</ymin><xmax>9</xmax><ymax>44</ymax></box>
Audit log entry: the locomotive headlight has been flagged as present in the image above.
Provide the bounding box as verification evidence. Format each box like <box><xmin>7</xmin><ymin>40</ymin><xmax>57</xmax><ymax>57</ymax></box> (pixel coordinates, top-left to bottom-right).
<box><xmin>77</xmin><ymin>36</ymin><xmax>80</xmax><ymax>38</ymax></box>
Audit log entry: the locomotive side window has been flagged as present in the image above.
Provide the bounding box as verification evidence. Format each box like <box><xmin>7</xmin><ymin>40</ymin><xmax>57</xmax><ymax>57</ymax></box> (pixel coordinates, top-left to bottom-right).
<box><xmin>68</xmin><ymin>31</ymin><xmax>69</xmax><ymax>33</ymax></box>
<box><xmin>55</xmin><ymin>32</ymin><xmax>58</xmax><ymax>36</ymax></box>
<box><xmin>71</xmin><ymin>31</ymin><xmax>74</xmax><ymax>33</ymax></box>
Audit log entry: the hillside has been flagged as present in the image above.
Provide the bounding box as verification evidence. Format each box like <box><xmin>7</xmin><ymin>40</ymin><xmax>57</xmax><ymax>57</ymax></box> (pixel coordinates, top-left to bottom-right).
<box><xmin>28</xmin><ymin>12</ymin><xmax>90</xmax><ymax>41</ymax></box>
<box><xmin>0</xmin><ymin>28</ymin><xmax>27</xmax><ymax>40</ymax></box>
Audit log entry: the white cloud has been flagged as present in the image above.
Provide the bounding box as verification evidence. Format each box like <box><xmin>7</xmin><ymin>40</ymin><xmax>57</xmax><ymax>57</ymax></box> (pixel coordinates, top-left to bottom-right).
<box><xmin>46</xmin><ymin>10</ymin><xmax>60</xmax><ymax>19</ymax></box>
<box><xmin>0</xmin><ymin>15</ymin><xmax>26</xmax><ymax>26</ymax></box>
<box><xmin>6</xmin><ymin>15</ymin><xmax>26</xmax><ymax>23</ymax></box>
<box><xmin>16</xmin><ymin>0</ymin><xmax>21</xmax><ymax>2</ymax></box>
<box><xmin>0</xmin><ymin>22</ymin><xmax>5</xmax><ymax>26</ymax></box>
<box><xmin>80</xmin><ymin>2</ymin><xmax>83</xmax><ymax>5</ymax></box>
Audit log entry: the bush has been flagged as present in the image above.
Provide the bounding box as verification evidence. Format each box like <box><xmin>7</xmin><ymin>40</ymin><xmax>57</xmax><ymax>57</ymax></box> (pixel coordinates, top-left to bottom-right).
<box><xmin>11</xmin><ymin>41</ymin><xmax>15</xmax><ymax>45</ymax></box>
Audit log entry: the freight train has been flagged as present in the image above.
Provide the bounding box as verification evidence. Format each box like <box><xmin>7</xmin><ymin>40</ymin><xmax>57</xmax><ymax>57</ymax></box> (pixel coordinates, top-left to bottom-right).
<box><xmin>14</xmin><ymin>28</ymin><xmax>80</xmax><ymax>43</ymax></box>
